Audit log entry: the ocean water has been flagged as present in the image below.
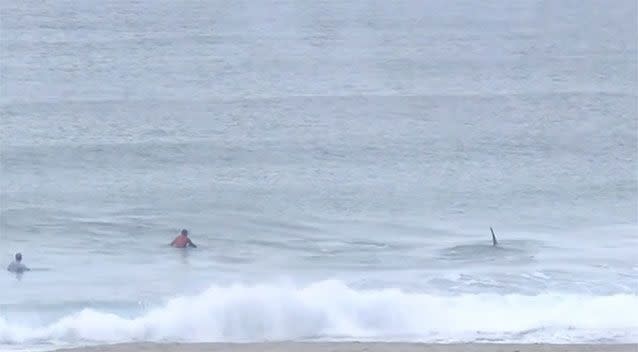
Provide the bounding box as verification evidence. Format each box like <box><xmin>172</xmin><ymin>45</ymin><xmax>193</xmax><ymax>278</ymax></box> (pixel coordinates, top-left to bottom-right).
<box><xmin>1</xmin><ymin>0</ymin><xmax>637</xmax><ymax>350</ymax></box>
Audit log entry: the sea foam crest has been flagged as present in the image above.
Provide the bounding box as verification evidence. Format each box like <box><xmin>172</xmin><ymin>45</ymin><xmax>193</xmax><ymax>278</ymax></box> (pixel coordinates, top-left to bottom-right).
<box><xmin>1</xmin><ymin>280</ymin><xmax>637</xmax><ymax>345</ymax></box>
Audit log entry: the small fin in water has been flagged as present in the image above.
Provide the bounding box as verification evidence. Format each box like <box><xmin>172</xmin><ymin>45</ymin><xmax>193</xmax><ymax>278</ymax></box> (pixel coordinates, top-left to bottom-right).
<box><xmin>490</xmin><ymin>227</ymin><xmax>498</xmax><ymax>246</ymax></box>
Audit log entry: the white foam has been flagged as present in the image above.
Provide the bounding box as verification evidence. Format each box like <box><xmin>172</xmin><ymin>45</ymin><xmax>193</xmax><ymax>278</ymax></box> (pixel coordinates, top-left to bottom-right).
<box><xmin>1</xmin><ymin>280</ymin><xmax>637</xmax><ymax>346</ymax></box>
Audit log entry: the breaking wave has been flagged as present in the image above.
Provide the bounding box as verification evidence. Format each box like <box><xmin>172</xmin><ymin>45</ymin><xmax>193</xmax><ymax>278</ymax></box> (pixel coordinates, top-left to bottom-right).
<box><xmin>2</xmin><ymin>280</ymin><xmax>637</xmax><ymax>347</ymax></box>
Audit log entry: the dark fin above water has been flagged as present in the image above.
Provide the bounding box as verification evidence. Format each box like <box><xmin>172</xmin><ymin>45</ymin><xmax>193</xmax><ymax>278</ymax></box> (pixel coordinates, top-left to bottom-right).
<box><xmin>490</xmin><ymin>227</ymin><xmax>498</xmax><ymax>246</ymax></box>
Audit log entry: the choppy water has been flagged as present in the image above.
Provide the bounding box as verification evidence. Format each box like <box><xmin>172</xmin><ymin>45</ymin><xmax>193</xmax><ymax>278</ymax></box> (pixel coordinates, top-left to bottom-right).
<box><xmin>1</xmin><ymin>0</ymin><xmax>637</xmax><ymax>350</ymax></box>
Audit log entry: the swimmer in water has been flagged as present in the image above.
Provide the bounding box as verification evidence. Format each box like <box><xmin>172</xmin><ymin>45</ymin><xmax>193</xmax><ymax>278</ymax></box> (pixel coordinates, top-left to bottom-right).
<box><xmin>7</xmin><ymin>253</ymin><xmax>30</xmax><ymax>273</ymax></box>
<box><xmin>170</xmin><ymin>229</ymin><xmax>197</xmax><ymax>248</ymax></box>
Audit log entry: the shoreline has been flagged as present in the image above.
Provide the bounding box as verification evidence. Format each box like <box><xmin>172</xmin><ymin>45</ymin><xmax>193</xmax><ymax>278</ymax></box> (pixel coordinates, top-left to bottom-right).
<box><xmin>54</xmin><ymin>342</ymin><xmax>638</xmax><ymax>352</ymax></box>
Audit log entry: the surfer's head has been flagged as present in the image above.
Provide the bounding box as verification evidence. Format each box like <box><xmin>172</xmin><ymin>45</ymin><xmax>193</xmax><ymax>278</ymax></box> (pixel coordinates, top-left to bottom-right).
<box><xmin>181</xmin><ymin>229</ymin><xmax>188</xmax><ymax>236</ymax></box>
<box><xmin>15</xmin><ymin>253</ymin><xmax>22</xmax><ymax>262</ymax></box>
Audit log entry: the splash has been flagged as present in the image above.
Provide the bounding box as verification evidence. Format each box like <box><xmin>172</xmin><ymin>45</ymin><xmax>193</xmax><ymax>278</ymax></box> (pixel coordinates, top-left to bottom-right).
<box><xmin>1</xmin><ymin>280</ymin><xmax>637</xmax><ymax>346</ymax></box>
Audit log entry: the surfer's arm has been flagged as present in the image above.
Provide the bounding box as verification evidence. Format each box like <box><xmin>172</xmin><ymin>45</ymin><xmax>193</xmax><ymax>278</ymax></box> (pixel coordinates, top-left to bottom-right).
<box><xmin>188</xmin><ymin>239</ymin><xmax>197</xmax><ymax>248</ymax></box>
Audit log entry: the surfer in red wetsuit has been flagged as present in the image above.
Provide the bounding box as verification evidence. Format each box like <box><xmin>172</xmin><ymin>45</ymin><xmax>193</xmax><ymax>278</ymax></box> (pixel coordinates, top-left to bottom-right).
<box><xmin>170</xmin><ymin>229</ymin><xmax>197</xmax><ymax>248</ymax></box>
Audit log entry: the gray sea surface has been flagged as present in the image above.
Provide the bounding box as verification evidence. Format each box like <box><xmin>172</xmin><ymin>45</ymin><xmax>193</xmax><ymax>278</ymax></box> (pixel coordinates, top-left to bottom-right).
<box><xmin>1</xmin><ymin>1</ymin><xmax>637</xmax><ymax>350</ymax></box>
